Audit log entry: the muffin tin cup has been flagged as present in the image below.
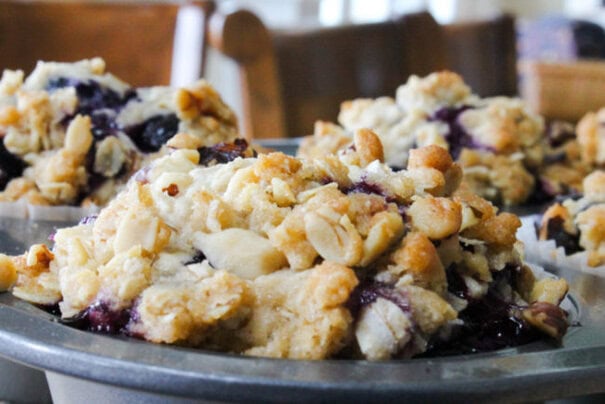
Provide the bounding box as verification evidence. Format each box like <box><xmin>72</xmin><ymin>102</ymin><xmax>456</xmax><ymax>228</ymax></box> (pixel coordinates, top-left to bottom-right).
<box><xmin>0</xmin><ymin>288</ymin><xmax>597</xmax><ymax>403</ymax></box>
<box><xmin>0</xmin><ymin>356</ymin><xmax>52</xmax><ymax>403</ymax></box>
<box><xmin>45</xmin><ymin>372</ymin><xmax>204</xmax><ymax>404</ymax></box>
<box><xmin>0</xmin><ymin>215</ymin><xmax>84</xmax><ymax>403</ymax></box>
<box><xmin>0</xmin><ymin>257</ymin><xmax>593</xmax><ymax>404</ymax></box>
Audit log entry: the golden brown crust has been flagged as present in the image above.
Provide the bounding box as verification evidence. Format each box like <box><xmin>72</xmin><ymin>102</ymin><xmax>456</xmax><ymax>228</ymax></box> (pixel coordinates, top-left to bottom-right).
<box><xmin>4</xmin><ymin>141</ymin><xmax>563</xmax><ymax>358</ymax></box>
<box><xmin>577</xmin><ymin>110</ymin><xmax>601</xmax><ymax>166</ymax></box>
<box><xmin>389</xmin><ymin>232</ymin><xmax>446</xmax><ymax>295</ymax></box>
<box><xmin>0</xmin><ymin>254</ymin><xmax>18</xmax><ymax>291</ymax></box>
<box><xmin>354</xmin><ymin>128</ymin><xmax>384</xmax><ymax>166</ymax></box>
<box><xmin>408</xmin><ymin>144</ymin><xmax>454</xmax><ymax>173</ymax></box>
<box><xmin>462</xmin><ymin>212</ymin><xmax>521</xmax><ymax>248</ymax></box>
<box><xmin>408</xmin><ymin>196</ymin><xmax>462</xmax><ymax>240</ymax></box>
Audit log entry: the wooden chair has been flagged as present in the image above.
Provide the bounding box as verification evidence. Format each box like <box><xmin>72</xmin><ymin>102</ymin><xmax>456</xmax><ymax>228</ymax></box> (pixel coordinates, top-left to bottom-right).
<box><xmin>443</xmin><ymin>14</ymin><xmax>518</xmax><ymax>97</ymax></box>
<box><xmin>0</xmin><ymin>0</ymin><xmax>215</xmax><ymax>87</ymax></box>
<box><xmin>209</xmin><ymin>10</ymin><xmax>447</xmax><ymax>139</ymax></box>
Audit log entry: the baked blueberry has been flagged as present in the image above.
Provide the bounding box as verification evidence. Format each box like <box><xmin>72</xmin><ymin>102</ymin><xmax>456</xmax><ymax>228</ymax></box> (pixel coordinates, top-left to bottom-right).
<box><xmin>125</xmin><ymin>114</ymin><xmax>180</xmax><ymax>153</ymax></box>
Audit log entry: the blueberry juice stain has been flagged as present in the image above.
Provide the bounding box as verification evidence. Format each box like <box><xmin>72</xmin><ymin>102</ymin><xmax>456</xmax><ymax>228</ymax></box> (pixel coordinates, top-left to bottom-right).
<box><xmin>60</xmin><ymin>301</ymin><xmax>134</xmax><ymax>334</ymax></box>
<box><xmin>421</xmin><ymin>265</ymin><xmax>542</xmax><ymax>357</ymax></box>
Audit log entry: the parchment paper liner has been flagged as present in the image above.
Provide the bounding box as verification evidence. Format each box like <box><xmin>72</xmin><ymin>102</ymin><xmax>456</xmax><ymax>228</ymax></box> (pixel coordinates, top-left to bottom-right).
<box><xmin>0</xmin><ymin>200</ymin><xmax>99</xmax><ymax>222</ymax></box>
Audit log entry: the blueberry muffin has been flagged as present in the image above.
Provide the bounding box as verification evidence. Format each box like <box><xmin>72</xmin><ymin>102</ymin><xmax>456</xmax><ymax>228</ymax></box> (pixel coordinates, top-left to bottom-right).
<box><xmin>512</xmin><ymin>106</ymin><xmax>605</xmax><ymax>202</ymax></box>
<box><xmin>0</xmin><ymin>130</ymin><xmax>569</xmax><ymax>360</ymax></box>
<box><xmin>535</xmin><ymin>120</ymin><xmax>589</xmax><ymax>199</ymax></box>
<box><xmin>299</xmin><ymin>71</ymin><xmax>552</xmax><ymax>206</ymax></box>
<box><xmin>537</xmin><ymin>170</ymin><xmax>605</xmax><ymax>267</ymax></box>
<box><xmin>0</xmin><ymin>58</ymin><xmax>238</xmax><ymax>208</ymax></box>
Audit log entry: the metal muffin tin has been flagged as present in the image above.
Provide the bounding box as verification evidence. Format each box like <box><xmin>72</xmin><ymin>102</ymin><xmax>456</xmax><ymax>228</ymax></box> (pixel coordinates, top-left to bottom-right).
<box><xmin>1</xmin><ymin>139</ymin><xmax>605</xmax><ymax>403</ymax></box>
<box><xmin>0</xmin><ymin>289</ymin><xmax>603</xmax><ymax>403</ymax></box>
<box><xmin>0</xmin><ymin>216</ymin><xmax>69</xmax><ymax>404</ymax></box>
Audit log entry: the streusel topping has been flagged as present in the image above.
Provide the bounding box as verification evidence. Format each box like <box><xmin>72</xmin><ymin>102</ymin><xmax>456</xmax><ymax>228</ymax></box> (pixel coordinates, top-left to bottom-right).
<box><xmin>1</xmin><ymin>131</ymin><xmax>569</xmax><ymax>359</ymax></box>
<box><xmin>0</xmin><ymin>59</ymin><xmax>238</xmax><ymax>207</ymax></box>
<box><xmin>299</xmin><ymin>71</ymin><xmax>549</xmax><ymax>206</ymax></box>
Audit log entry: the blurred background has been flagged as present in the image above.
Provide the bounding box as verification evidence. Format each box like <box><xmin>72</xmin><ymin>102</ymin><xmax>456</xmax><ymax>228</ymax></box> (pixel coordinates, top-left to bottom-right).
<box><xmin>203</xmin><ymin>0</ymin><xmax>605</xmax><ymax>136</ymax></box>
<box><xmin>4</xmin><ymin>0</ymin><xmax>605</xmax><ymax>137</ymax></box>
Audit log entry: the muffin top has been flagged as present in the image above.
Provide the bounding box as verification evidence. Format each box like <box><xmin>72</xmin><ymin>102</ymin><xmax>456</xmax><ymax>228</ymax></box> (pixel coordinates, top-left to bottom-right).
<box><xmin>3</xmin><ymin>130</ymin><xmax>569</xmax><ymax>360</ymax></box>
<box><xmin>298</xmin><ymin>71</ymin><xmax>588</xmax><ymax>207</ymax></box>
<box><xmin>0</xmin><ymin>58</ymin><xmax>239</xmax><ymax>207</ymax></box>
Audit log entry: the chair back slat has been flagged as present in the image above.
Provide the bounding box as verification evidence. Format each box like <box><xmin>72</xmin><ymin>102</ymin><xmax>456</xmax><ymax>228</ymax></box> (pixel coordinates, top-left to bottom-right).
<box><xmin>444</xmin><ymin>14</ymin><xmax>517</xmax><ymax>96</ymax></box>
<box><xmin>0</xmin><ymin>1</ymin><xmax>216</xmax><ymax>87</ymax></box>
<box><xmin>210</xmin><ymin>9</ymin><xmax>518</xmax><ymax>139</ymax></box>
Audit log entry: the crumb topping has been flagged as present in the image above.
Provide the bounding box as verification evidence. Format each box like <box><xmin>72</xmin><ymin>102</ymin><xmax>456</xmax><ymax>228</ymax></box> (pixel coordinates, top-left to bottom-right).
<box><xmin>0</xmin><ymin>58</ymin><xmax>239</xmax><ymax>206</ymax></box>
<box><xmin>5</xmin><ymin>136</ymin><xmax>569</xmax><ymax>359</ymax></box>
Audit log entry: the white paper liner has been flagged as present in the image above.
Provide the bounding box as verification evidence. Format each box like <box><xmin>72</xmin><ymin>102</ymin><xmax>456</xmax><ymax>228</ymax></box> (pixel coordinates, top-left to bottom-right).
<box><xmin>0</xmin><ymin>200</ymin><xmax>28</xmax><ymax>219</ymax></box>
<box><xmin>525</xmin><ymin>261</ymin><xmax>553</xmax><ymax>280</ymax></box>
<box><xmin>517</xmin><ymin>214</ymin><xmax>605</xmax><ymax>277</ymax></box>
<box><xmin>0</xmin><ymin>200</ymin><xmax>99</xmax><ymax>223</ymax></box>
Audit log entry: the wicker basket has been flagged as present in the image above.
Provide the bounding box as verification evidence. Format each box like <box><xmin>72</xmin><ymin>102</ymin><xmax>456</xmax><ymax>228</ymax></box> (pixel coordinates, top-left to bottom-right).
<box><xmin>519</xmin><ymin>59</ymin><xmax>605</xmax><ymax>121</ymax></box>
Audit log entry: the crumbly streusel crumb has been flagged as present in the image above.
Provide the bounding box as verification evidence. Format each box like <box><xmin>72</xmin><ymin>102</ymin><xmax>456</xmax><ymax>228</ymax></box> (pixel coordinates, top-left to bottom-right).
<box><xmin>0</xmin><ymin>59</ymin><xmax>239</xmax><ymax>207</ymax></box>
<box><xmin>4</xmin><ymin>140</ymin><xmax>570</xmax><ymax>359</ymax></box>
<box><xmin>297</xmin><ymin>70</ymin><xmax>562</xmax><ymax>206</ymax></box>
